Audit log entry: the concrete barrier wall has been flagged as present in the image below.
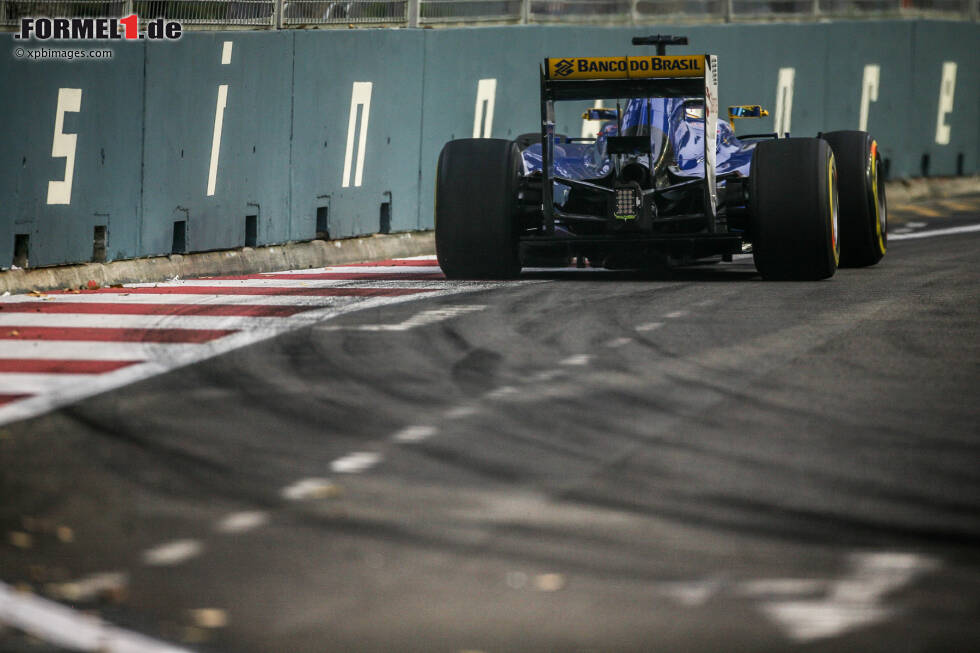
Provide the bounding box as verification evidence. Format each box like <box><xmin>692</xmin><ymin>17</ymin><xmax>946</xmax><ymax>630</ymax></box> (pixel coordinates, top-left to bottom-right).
<box><xmin>1</xmin><ymin>20</ymin><xmax>977</xmax><ymax>268</ymax></box>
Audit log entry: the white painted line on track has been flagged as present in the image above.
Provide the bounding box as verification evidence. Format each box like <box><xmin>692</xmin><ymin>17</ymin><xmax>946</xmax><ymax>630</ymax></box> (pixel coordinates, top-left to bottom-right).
<box><xmin>635</xmin><ymin>322</ymin><xmax>664</xmax><ymax>332</ymax></box>
<box><xmin>392</xmin><ymin>425</ymin><xmax>438</xmax><ymax>443</ymax></box>
<box><xmin>604</xmin><ymin>337</ymin><xmax>633</xmax><ymax>348</ymax></box>
<box><xmin>330</xmin><ymin>452</ymin><xmax>381</xmax><ymax>473</ymax></box>
<box><xmin>655</xmin><ymin>579</ymin><xmax>720</xmax><ymax>607</ymax></box>
<box><xmin>281</xmin><ymin>478</ymin><xmax>337</xmax><ymax>500</ymax></box>
<box><xmin>485</xmin><ymin>386</ymin><xmax>521</xmax><ymax>400</ymax></box>
<box><xmin>665</xmin><ymin>310</ymin><xmax>687</xmax><ymax>319</ymax></box>
<box><xmin>141</xmin><ymin>539</ymin><xmax>203</xmax><ymax>566</ymax></box>
<box><xmin>888</xmin><ymin>223</ymin><xmax>980</xmax><ymax>240</ymax></box>
<box><xmin>559</xmin><ymin>354</ymin><xmax>592</xmax><ymax>366</ymax></box>
<box><xmin>316</xmin><ymin>305</ymin><xmax>487</xmax><ymax>332</ymax></box>
<box><xmin>737</xmin><ymin>578</ymin><xmax>826</xmax><ymax>597</ymax></box>
<box><xmin>761</xmin><ymin>552</ymin><xmax>939</xmax><ymax>642</ymax></box>
<box><xmin>530</xmin><ymin>369</ymin><xmax>566</xmax><ymax>382</ymax></box>
<box><xmin>215</xmin><ymin>511</ymin><xmax>269</xmax><ymax>534</ymax></box>
<box><xmin>445</xmin><ymin>405</ymin><xmax>479</xmax><ymax>419</ymax></box>
<box><xmin>46</xmin><ymin>571</ymin><xmax>129</xmax><ymax>603</ymax></box>
<box><xmin>0</xmin><ymin>581</ymin><xmax>193</xmax><ymax>653</ymax></box>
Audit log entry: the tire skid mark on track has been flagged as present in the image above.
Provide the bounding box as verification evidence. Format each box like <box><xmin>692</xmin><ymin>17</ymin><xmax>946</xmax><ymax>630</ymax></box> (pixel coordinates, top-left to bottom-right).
<box><xmin>0</xmin><ymin>261</ymin><xmax>522</xmax><ymax>427</ymax></box>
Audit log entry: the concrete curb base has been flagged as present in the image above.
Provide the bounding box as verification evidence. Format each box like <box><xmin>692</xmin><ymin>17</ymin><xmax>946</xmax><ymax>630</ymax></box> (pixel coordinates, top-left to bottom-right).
<box><xmin>884</xmin><ymin>175</ymin><xmax>980</xmax><ymax>204</ymax></box>
<box><xmin>1</xmin><ymin>231</ymin><xmax>434</xmax><ymax>296</ymax></box>
<box><xmin>2</xmin><ymin>176</ymin><xmax>977</xmax><ymax>296</ymax></box>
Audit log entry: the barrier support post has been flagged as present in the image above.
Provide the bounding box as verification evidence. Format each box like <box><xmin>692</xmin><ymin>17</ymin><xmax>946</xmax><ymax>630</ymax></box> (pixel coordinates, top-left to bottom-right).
<box><xmin>408</xmin><ymin>0</ymin><xmax>419</xmax><ymax>27</ymax></box>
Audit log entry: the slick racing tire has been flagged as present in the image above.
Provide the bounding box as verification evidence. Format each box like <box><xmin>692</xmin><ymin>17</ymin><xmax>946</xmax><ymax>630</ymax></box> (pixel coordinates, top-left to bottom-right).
<box><xmin>435</xmin><ymin>139</ymin><xmax>522</xmax><ymax>279</ymax></box>
<box><xmin>821</xmin><ymin>131</ymin><xmax>887</xmax><ymax>267</ymax></box>
<box><xmin>750</xmin><ymin>138</ymin><xmax>840</xmax><ymax>281</ymax></box>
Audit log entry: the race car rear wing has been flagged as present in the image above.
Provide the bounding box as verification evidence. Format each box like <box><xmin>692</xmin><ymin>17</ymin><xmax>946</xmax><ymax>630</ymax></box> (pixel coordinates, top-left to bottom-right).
<box><xmin>538</xmin><ymin>52</ymin><xmax>719</xmax><ymax>232</ymax></box>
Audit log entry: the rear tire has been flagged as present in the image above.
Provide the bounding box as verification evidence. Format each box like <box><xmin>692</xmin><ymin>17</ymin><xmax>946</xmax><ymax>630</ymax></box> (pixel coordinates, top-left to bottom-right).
<box><xmin>750</xmin><ymin>138</ymin><xmax>840</xmax><ymax>281</ymax></box>
<box><xmin>435</xmin><ymin>139</ymin><xmax>522</xmax><ymax>279</ymax></box>
<box><xmin>821</xmin><ymin>131</ymin><xmax>887</xmax><ymax>267</ymax></box>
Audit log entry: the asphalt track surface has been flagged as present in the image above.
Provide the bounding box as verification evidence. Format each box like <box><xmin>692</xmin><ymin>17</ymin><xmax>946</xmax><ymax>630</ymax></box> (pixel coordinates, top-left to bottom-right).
<box><xmin>1</xmin><ymin>197</ymin><xmax>979</xmax><ymax>652</ymax></box>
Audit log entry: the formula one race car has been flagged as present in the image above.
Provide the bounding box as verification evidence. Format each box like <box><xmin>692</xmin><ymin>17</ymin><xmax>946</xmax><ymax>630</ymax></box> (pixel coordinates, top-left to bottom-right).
<box><xmin>435</xmin><ymin>35</ymin><xmax>887</xmax><ymax>280</ymax></box>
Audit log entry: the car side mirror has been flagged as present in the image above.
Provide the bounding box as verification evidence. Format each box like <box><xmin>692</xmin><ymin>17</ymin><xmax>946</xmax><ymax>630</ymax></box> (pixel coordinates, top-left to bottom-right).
<box><xmin>727</xmin><ymin>105</ymin><xmax>770</xmax><ymax>133</ymax></box>
<box><xmin>581</xmin><ymin>108</ymin><xmax>620</xmax><ymax>121</ymax></box>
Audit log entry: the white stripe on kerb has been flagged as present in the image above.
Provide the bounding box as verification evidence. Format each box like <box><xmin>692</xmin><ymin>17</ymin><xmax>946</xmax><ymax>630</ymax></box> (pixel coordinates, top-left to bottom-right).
<box><xmin>0</xmin><ymin>313</ymin><xmax>294</xmax><ymax>331</ymax></box>
<box><xmin>0</xmin><ymin>341</ymin><xmax>191</xmax><ymax>360</ymax></box>
<box><xmin>0</xmin><ymin>293</ymin><xmax>354</xmax><ymax>306</ymax></box>
<box><xmin>0</xmin><ymin>581</ymin><xmax>193</xmax><ymax>652</ymax></box>
<box><xmin>0</xmin><ymin>374</ymin><xmax>102</xmax><ymax>394</ymax></box>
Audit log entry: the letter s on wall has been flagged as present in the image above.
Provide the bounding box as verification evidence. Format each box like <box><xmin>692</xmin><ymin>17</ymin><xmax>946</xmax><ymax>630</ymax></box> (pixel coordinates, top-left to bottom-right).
<box><xmin>47</xmin><ymin>88</ymin><xmax>82</xmax><ymax>205</ymax></box>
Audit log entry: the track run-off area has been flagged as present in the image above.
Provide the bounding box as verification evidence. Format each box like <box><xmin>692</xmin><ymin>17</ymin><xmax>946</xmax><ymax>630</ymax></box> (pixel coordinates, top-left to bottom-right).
<box><xmin>1</xmin><ymin>196</ymin><xmax>978</xmax><ymax>652</ymax></box>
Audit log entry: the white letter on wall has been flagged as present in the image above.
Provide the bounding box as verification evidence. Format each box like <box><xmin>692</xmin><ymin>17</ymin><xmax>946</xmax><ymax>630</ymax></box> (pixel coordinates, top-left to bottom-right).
<box><xmin>472</xmin><ymin>78</ymin><xmax>497</xmax><ymax>139</ymax></box>
<box><xmin>343</xmin><ymin>81</ymin><xmax>373</xmax><ymax>188</ymax></box>
<box><xmin>773</xmin><ymin>67</ymin><xmax>795</xmax><ymax>137</ymax></box>
<box><xmin>47</xmin><ymin>88</ymin><xmax>82</xmax><ymax>205</ymax></box>
<box><xmin>207</xmin><ymin>41</ymin><xmax>233</xmax><ymax>197</ymax></box>
<box><xmin>934</xmin><ymin>62</ymin><xmax>956</xmax><ymax>146</ymax></box>
<box><xmin>859</xmin><ymin>64</ymin><xmax>879</xmax><ymax>132</ymax></box>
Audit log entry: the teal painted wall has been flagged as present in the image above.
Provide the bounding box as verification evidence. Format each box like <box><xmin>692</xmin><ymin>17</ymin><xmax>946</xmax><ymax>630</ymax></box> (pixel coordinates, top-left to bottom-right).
<box><xmin>1</xmin><ymin>20</ymin><xmax>977</xmax><ymax>267</ymax></box>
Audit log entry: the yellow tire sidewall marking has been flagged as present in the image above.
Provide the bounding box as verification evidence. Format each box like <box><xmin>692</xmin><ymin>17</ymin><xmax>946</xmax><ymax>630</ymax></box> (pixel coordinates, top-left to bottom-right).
<box><xmin>870</xmin><ymin>141</ymin><xmax>886</xmax><ymax>255</ymax></box>
<box><xmin>829</xmin><ymin>152</ymin><xmax>840</xmax><ymax>267</ymax></box>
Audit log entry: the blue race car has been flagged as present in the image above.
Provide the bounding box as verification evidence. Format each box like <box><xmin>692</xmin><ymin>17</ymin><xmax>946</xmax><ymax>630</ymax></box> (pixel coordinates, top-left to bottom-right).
<box><xmin>435</xmin><ymin>35</ymin><xmax>887</xmax><ymax>281</ymax></box>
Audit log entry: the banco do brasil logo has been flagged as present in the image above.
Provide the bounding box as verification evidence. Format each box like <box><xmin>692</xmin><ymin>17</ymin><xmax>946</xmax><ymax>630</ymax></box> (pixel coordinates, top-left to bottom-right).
<box><xmin>554</xmin><ymin>59</ymin><xmax>574</xmax><ymax>77</ymax></box>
